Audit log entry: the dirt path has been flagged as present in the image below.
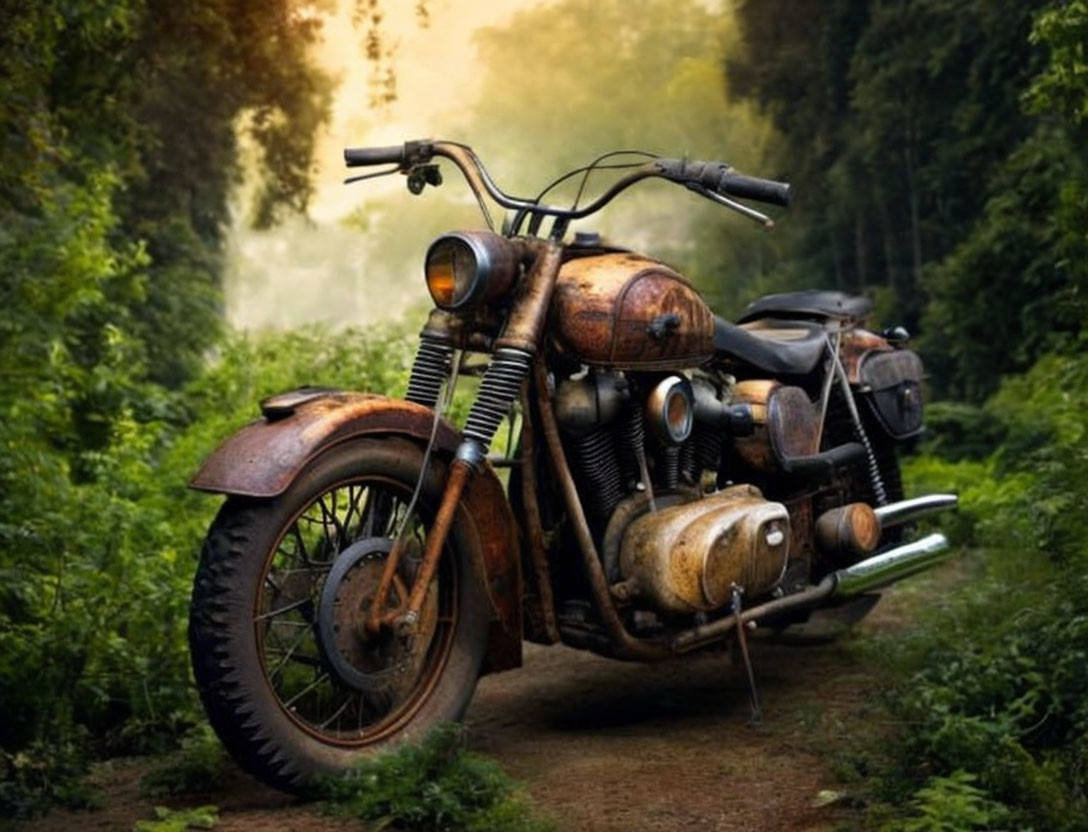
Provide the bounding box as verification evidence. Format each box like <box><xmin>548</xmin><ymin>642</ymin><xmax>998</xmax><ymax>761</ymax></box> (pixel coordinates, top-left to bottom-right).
<box><xmin>11</xmin><ymin>608</ymin><xmax>898</xmax><ymax>832</ymax></box>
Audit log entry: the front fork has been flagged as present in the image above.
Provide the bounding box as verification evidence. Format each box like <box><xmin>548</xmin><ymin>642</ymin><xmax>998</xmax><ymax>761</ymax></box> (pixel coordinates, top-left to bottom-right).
<box><xmin>368</xmin><ymin>239</ymin><xmax>563</xmax><ymax>635</ymax></box>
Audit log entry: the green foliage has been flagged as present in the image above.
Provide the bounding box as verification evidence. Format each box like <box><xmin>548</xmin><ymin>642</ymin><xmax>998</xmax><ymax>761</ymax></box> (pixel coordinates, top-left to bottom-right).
<box><xmin>140</xmin><ymin>726</ymin><xmax>227</xmax><ymax>798</ymax></box>
<box><xmin>915</xmin><ymin>402</ymin><xmax>1005</xmax><ymax>462</ymax></box>
<box><xmin>0</xmin><ymin>324</ymin><xmax>412</xmax><ymax>816</ymax></box>
<box><xmin>0</xmin><ymin>738</ymin><xmax>101</xmax><ymax>819</ymax></box>
<box><xmin>133</xmin><ymin>805</ymin><xmax>219</xmax><ymax>832</ymax></box>
<box><xmin>319</xmin><ymin>725</ymin><xmax>552</xmax><ymax>832</ymax></box>
<box><xmin>920</xmin><ymin>129</ymin><xmax>1085</xmax><ymax>399</ymax></box>
<box><xmin>857</xmin><ymin>350</ymin><xmax>1088</xmax><ymax>830</ymax></box>
<box><xmin>728</xmin><ymin>0</ymin><xmax>1087</xmax><ymax>398</ymax></box>
<box><xmin>880</xmin><ymin>772</ymin><xmax>1011</xmax><ymax>832</ymax></box>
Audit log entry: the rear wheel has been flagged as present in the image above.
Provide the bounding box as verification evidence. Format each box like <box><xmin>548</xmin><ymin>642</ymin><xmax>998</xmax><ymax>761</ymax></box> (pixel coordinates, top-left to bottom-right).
<box><xmin>188</xmin><ymin>437</ymin><xmax>488</xmax><ymax>793</ymax></box>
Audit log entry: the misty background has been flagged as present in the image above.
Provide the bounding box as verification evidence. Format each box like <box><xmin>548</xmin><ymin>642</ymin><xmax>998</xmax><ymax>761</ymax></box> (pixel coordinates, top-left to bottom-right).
<box><xmin>226</xmin><ymin>0</ymin><xmax>777</xmax><ymax>330</ymax></box>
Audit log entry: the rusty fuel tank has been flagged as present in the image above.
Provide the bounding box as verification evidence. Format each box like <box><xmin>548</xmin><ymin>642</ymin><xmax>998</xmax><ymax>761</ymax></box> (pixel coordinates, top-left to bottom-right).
<box><xmin>550</xmin><ymin>253</ymin><xmax>714</xmax><ymax>369</ymax></box>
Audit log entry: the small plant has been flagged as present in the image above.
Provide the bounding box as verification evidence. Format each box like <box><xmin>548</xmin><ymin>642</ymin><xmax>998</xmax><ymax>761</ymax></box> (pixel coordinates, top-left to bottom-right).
<box><xmin>880</xmin><ymin>772</ymin><xmax>1010</xmax><ymax>832</ymax></box>
<box><xmin>0</xmin><ymin>739</ymin><xmax>99</xmax><ymax>819</ymax></box>
<box><xmin>317</xmin><ymin>724</ymin><xmax>552</xmax><ymax>832</ymax></box>
<box><xmin>132</xmin><ymin>805</ymin><xmax>219</xmax><ymax>831</ymax></box>
<box><xmin>140</xmin><ymin>725</ymin><xmax>226</xmax><ymax>797</ymax></box>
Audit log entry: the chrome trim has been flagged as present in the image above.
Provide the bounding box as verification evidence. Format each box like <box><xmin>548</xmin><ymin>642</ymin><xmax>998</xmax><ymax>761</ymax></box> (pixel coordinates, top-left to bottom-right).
<box><xmin>833</xmin><ymin>532</ymin><xmax>951</xmax><ymax>597</ymax></box>
<box><xmin>874</xmin><ymin>494</ymin><xmax>959</xmax><ymax>529</ymax></box>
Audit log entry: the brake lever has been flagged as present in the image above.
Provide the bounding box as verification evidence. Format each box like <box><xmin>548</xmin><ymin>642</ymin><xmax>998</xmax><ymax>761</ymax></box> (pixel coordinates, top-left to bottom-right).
<box><xmin>685</xmin><ymin>183</ymin><xmax>775</xmax><ymax>228</ymax></box>
<box><xmin>343</xmin><ymin>165</ymin><xmax>401</xmax><ymax>185</ymax></box>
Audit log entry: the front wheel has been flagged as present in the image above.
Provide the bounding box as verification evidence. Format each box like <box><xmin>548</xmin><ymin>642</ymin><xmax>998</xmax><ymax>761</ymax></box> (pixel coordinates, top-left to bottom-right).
<box><xmin>188</xmin><ymin>437</ymin><xmax>488</xmax><ymax>793</ymax></box>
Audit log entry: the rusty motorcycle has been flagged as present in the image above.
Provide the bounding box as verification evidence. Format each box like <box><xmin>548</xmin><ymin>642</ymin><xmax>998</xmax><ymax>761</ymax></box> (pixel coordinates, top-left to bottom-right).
<box><xmin>188</xmin><ymin>140</ymin><xmax>958</xmax><ymax>792</ymax></box>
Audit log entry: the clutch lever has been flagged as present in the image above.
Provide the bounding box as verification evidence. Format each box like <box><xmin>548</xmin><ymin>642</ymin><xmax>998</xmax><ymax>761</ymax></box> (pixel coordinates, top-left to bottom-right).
<box><xmin>686</xmin><ymin>183</ymin><xmax>775</xmax><ymax>228</ymax></box>
<box><xmin>343</xmin><ymin>165</ymin><xmax>401</xmax><ymax>185</ymax></box>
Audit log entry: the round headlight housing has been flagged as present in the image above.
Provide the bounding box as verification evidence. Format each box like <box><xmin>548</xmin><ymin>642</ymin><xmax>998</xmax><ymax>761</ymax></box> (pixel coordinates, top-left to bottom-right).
<box><xmin>646</xmin><ymin>375</ymin><xmax>694</xmax><ymax>445</ymax></box>
<box><xmin>424</xmin><ymin>230</ymin><xmax>519</xmax><ymax>311</ymax></box>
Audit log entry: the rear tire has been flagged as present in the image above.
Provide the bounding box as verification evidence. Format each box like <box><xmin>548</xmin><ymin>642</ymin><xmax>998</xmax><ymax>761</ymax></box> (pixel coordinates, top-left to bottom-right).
<box><xmin>188</xmin><ymin>437</ymin><xmax>488</xmax><ymax>793</ymax></box>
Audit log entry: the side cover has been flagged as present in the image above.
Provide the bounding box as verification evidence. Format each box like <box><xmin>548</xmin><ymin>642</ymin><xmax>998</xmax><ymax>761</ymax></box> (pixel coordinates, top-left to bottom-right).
<box><xmin>189</xmin><ymin>390</ymin><xmax>522</xmax><ymax>673</ymax></box>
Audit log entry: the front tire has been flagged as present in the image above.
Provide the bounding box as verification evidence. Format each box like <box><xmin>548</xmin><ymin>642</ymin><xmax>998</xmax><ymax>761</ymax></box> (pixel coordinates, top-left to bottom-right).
<box><xmin>188</xmin><ymin>437</ymin><xmax>488</xmax><ymax>793</ymax></box>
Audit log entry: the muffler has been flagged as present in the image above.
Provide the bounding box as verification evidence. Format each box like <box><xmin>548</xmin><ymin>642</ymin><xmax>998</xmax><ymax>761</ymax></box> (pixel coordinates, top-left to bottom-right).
<box><xmin>874</xmin><ymin>493</ymin><xmax>958</xmax><ymax>528</ymax></box>
<box><xmin>672</xmin><ymin>522</ymin><xmax>956</xmax><ymax>652</ymax></box>
<box><xmin>831</xmin><ymin>532</ymin><xmax>951</xmax><ymax>598</ymax></box>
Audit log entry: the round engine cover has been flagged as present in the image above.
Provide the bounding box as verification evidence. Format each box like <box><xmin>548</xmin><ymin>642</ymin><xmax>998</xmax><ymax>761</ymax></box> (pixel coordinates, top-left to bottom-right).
<box><xmin>619</xmin><ymin>484</ymin><xmax>790</xmax><ymax>614</ymax></box>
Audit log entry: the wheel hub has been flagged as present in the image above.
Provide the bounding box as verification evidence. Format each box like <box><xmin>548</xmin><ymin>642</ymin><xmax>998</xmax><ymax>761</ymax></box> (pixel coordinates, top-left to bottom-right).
<box><xmin>315</xmin><ymin>537</ymin><xmax>435</xmax><ymax>695</ymax></box>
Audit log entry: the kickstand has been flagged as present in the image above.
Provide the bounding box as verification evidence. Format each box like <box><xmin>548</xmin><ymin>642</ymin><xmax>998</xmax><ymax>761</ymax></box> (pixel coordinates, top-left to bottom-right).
<box><xmin>731</xmin><ymin>584</ymin><xmax>763</xmax><ymax>725</ymax></box>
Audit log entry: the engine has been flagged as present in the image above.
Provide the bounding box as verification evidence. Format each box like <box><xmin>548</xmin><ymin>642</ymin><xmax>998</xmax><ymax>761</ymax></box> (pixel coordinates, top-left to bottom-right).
<box><xmin>553</xmin><ymin>368</ymin><xmax>798</xmax><ymax>619</ymax></box>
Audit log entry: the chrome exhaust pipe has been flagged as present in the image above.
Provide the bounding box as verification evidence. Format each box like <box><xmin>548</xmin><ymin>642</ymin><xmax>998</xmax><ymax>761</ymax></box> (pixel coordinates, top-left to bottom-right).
<box><xmin>671</xmin><ymin>532</ymin><xmax>955</xmax><ymax>653</ymax></box>
<box><xmin>833</xmin><ymin>532</ymin><xmax>951</xmax><ymax>598</ymax></box>
<box><xmin>874</xmin><ymin>494</ymin><xmax>958</xmax><ymax>529</ymax></box>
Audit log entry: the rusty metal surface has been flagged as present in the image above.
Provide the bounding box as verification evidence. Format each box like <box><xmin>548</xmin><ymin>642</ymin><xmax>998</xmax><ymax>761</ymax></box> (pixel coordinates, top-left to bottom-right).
<box><xmin>533</xmin><ymin>358</ymin><xmax>668</xmax><ymax>661</ymax></box>
<box><xmin>784</xmin><ymin>495</ymin><xmax>815</xmax><ymax>581</ymax></box>
<box><xmin>840</xmin><ymin>329</ymin><xmax>891</xmax><ymax>384</ymax></box>
<box><xmin>731</xmin><ymin>380</ymin><xmax>777</xmax><ymax>470</ymax></box>
<box><xmin>767</xmin><ymin>385</ymin><xmax>821</xmax><ymax>459</ymax></box>
<box><xmin>190</xmin><ymin>392</ymin><xmax>463</xmax><ymax>498</ymax></box>
<box><xmin>731</xmin><ymin>382</ymin><xmax>820</xmax><ymax>472</ymax></box>
<box><xmin>461</xmin><ymin>459</ymin><xmax>523</xmax><ymax>673</ymax></box>
<box><xmin>406</xmin><ymin>461</ymin><xmax>473</xmax><ymax>617</ymax></box>
<box><xmin>190</xmin><ymin>390</ymin><xmax>522</xmax><ymax>674</ymax></box>
<box><xmin>671</xmin><ymin>575</ymin><xmax>837</xmax><ymax>652</ymax></box>
<box><xmin>619</xmin><ymin>485</ymin><xmax>790</xmax><ymax>614</ymax></box>
<box><xmin>518</xmin><ymin>390</ymin><xmax>561</xmax><ymax>643</ymax></box>
<box><xmin>494</xmin><ymin>239</ymin><xmax>563</xmax><ymax>353</ymax></box>
<box><xmin>815</xmin><ymin>502</ymin><xmax>882</xmax><ymax>562</ymax></box>
<box><xmin>551</xmin><ymin>253</ymin><xmax>714</xmax><ymax>369</ymax></box>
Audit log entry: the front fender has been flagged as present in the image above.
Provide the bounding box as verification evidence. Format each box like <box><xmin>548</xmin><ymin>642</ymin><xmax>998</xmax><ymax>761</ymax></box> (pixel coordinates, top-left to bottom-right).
<box><xmin>190</xmin><ymin>389</ymin><xmax>522</xmax><ymax>673</ymax></box>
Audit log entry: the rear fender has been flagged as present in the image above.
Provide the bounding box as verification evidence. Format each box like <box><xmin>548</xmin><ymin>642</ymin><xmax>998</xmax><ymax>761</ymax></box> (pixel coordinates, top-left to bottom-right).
<box><xmin>190</xmin><ymin>389</ymin><xmax>522</xmax><ymax>673</ymax></box>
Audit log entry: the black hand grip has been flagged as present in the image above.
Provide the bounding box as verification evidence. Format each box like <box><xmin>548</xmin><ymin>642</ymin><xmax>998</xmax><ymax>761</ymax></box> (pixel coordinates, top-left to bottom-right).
<box><xmin>716</xmin><ymin>171</ymin><xmax>791</xmax><ymax>207</ymax></box>
<box><xmin>344</xmin><ymin>145</ymin><xmax>405</xmax><ymax>167</ymax></box>
<box><xmin>655</xmin><ymin>159</ymin><xmax>792</xmax><ymax>207</ymax></box>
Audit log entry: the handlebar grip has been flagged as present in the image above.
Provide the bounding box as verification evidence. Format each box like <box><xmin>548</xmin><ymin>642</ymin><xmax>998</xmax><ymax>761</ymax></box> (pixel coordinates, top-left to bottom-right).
<box><xmin>655</xmin><ymin>159</ymin><xmax>792</xmax><ymax>207</ymax></box>
<box><xmin>344</xmin><ymin>145</ymin><xmax>405</xmax><ymax>167</ymax></box>
<box><xmin>716</xmin><ymin>171</ymin><xmax>791</xmax><ymax>207</ymax></box>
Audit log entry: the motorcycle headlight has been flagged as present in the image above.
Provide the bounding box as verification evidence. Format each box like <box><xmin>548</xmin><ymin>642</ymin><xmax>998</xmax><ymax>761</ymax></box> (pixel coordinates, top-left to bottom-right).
<box><xmin>424</xmin><ymin>230</ymin><xmax>519</xmax><ymax>311</ymax></box>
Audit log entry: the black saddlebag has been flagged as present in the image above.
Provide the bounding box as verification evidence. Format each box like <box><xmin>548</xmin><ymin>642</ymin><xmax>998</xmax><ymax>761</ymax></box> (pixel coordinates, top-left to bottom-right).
<box><xmin>858</xmin><ymin>350</ymin><xmax>924</xmax><ymax>439</ymax></box>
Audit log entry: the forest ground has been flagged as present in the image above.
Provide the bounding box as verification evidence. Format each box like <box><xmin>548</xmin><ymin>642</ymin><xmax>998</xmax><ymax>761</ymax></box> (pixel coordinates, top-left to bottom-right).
<box><xmin>11</xmin><ymin>594</ymin><xmax>915</xmax><ymax>832</ymax></box>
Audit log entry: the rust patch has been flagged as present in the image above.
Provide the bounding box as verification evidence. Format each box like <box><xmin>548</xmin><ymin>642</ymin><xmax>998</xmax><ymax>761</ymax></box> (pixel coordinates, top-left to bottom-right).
<box><xmin>190</xmin><ymin>389</ymin><xmax>522</xmax><ymax>674</ymax></box>
<box><xmin>190</xmin><ymin>393</ymin><xmax>461</xmax><ymax>498</ymax></box>
<box><xmin>840</xmin><ymin>329</ymin><xmax>891</xmax><ymax>385</ymax></box>
<box><xmin>551</xmin><ymin>254</ymin><xmax>714</xmax><ymax>369</ymax></box>
<box><xmin>619</xmin><ymin>485</ymin><xmax>790</xmax><ymax>614</ymax></box>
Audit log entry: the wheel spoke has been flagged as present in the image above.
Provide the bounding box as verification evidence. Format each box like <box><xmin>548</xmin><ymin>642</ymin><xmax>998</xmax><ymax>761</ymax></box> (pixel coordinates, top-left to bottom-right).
<box><xmin>267</xmin><ymin>622</ymin><xmax>316</xmax><ymax>679</ymax></box>
<box><xmin>289</xmin><ymin>525</ymin><xmax>313</xmax><ymax>568</ymax></box>
<box><xmin>251</xmin><ymin>466</ymin><xmax>455</xmax><ymax>744</ymax></box>
<box><xmin>317</xmin><ymin>493</ymin><xmax>346</xmax><ymax>552</ymax></box>
<box><xmin>256</xmin><ymin>596</ymin><xmax>311</xmax><ymax>622</ymax></box>
<box><xmin>282</xmin><ymin>671</ymin><xmax>330</xmax><ymax>709</ymax></box>
<box><xmin>318</xmin><ymin>697</ymin><xmax>353</xmax><ymax>730</ymax></box>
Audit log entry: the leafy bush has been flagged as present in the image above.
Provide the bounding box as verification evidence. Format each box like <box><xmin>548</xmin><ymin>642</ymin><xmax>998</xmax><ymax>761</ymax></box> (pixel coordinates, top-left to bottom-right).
<box><xmin>318</xmin><ymin>725</ymin><xmax>553</xmax><ymax>832</ymax></box>
<box><xmin>0</xmin><ymin>323</ymin><xmax>413</xmax><ymax>815</ymax></box>
<box><xmin>0</xmin><ymin>738</ymin><xmax>101</xmax><ymax>819</ymax></box>
<box><xmin>857</xmin><ymin>350</ymin><xmax>1088</xmax><ymax>830</ymax></box>
<box><xmin>880</xmin><ymin>772</ymin><xmax>1011</xmax><ymax>832</ymax></box>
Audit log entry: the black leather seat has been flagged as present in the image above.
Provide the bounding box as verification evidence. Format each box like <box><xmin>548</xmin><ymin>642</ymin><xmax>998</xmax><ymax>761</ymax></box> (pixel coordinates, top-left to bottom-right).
<box><xmin>738</xmin><ymin>290</ymin><xmax>872</xmax><ymax>324</ymax></box>
<box><xmin>713</xmin><ymin>316</ymin><xmax>827</xmax><ymax>376</ymax></box>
